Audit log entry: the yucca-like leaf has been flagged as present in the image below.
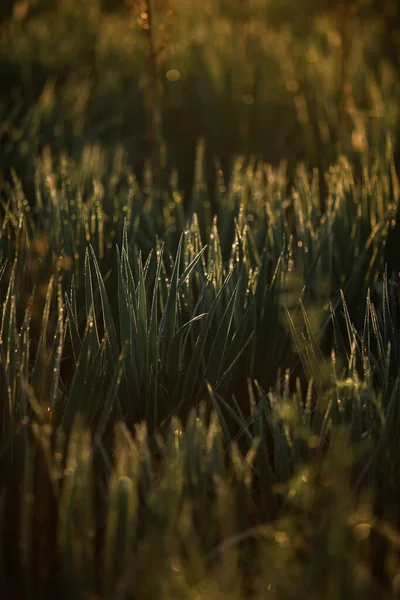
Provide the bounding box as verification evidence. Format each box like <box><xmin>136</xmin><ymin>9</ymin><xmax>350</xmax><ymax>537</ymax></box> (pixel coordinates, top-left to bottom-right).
<box><xmin>65</xmin><ymin>282</ymin><xmax>82</xmax><ymax>365</ymax></box>
<box><xmin>0</xmin><ymin>265</ymin><xmax>19</xmax><ymax>429</ymax></box>
<box><xmin>84</xmin><ymin>248</ymin><xmax>100</xmax><ymax>353</ymax></box>
<box><xmin>62</xmin><ymin>315</ymin><xmax>105</xmax><ymax>436</ymax></box>
<box><xmin>136</xmin><ymin>252</ymin><xmax>148</xmax><ymax>382</ymax></box>
<box><xmin>146</xmin><ymin>244</ymin><xmax>163</xmax><ymax>408</ymax></box>
<box><xmin>180</xmin><ymin>269</ymin><xmax>234</xmax><ymax>407</ymax></box>
<box><xmin>96</xmin><ymin>348</ymin><xmax>125</xmax><ymax>439</ymax></box>
<box><xmin>158</xmin><ymin>234</ymin><xmax>183</xmax><ymax>361</ymax></box>
<box><xmin>165</xmin><ymin>313</ymin><xmax>206</xmax><ymax>381</ymax></box>
<box><xmin>89</xmin><ymin>245</ymin><xmax>119</xmax><ymax>365</ymax></box>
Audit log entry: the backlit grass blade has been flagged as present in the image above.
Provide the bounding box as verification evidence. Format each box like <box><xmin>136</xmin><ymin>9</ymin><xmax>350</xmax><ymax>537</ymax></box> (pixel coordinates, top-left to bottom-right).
<box><xmin>89</xmin><ymin>245</ymin><xmax>119</xmax><ymax>364</ymax></box>
<box><xmin>96</xmin><ymin>349</ymin><xmax>125</xmax><ymax>439</ymax></box>
<box><xmin>181</xmin><ymin>269</ymin><xmax>234</xmax><ymax>407</ymax></box>
<box><xmin>165</xmin><ymin>313</ymin><xmax>206</xmax><ymax>381</ymax></box>
<box><xmin>158</xmin><ymin>234</ymin><xmax>183</xmax><ymax>360</ymax></box>
<box><xmin>212</xmin><ymin>331</ymin><xmax>254</xmax><ymax>395</ymax></box>
<box><xmin>204</xmin><ymin>282</ymin><xmax>238</xmax><ymax>385</ymax></box>
<box><xmin>0</xmin><ymin>261</ymin><xmax>7</xmax><ymax>285</ymax></box>
<box><xmin>49</xmin><ymin>283</ymin><xmax>65</xmax><ymax>420</ymax></box>
<box><xmin>136</xmin><ymin>252</ymin><xmax>148</xmax><ymax>375</ymax></box>
<box><xmin>0</xmin><ymin>267</ymin><xmax>20</xmax><ymax>427</ymax></box>
<box><xmin>84</xmin><ymin>248</ymin><xmax>100</xmax><ymax>352</ymax></box>
<box><xmin>116</xmin><ymin>246</ymin><xmax>139</xmax><ymax>403</ymax></box>
<box><xmin>62</xmin><ymin>316</ymin><xmax>103</xmax><ymax>436</ymax></box>
<box><xmin>178</xmin><ymin>244</ymin><xmax>207</xmax><ymax>289</ymax></box>
<box><xmin>65</xmin><ymin>292</ymin><xmax>82</xmax><ymax>365</ymax></box>
<box><xmin>146</xmin><ymin>243</ymin><xmax>164</xmax><ymax>411</ymax></box>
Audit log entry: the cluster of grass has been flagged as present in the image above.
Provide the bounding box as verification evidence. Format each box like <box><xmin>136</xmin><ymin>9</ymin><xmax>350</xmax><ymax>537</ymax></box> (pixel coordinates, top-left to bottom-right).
<box><xmin>2</xmin><ymin>1</ymin><xmax>400</xmax><ymax>599</ymax></box>
<box><xmin>2</xmin><ymin>140</ymin><xmax>400</xmax><ymax>598</ymax></box>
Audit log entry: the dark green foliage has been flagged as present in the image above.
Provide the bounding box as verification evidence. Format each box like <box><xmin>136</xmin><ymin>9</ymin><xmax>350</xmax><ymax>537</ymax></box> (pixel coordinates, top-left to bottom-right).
<box><xmin>1</xmin><ymin>139</ymin><xmax>400</xmax><ymax>598</ymax></box>
<box><xmin>2</xmin><ymin>2</ymin><xmax>400</xmax><ymax>599</ymax></box>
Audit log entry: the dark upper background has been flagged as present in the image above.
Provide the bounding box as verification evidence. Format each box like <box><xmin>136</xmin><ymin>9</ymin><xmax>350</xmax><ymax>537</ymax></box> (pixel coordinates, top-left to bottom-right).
<box><xmin>1</xmin><ymin>0</ymin><xmax>399</xmax><ymax>206</ymax></box>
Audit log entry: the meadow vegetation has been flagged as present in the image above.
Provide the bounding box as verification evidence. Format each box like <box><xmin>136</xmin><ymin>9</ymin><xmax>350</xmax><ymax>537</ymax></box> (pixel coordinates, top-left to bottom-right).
<box><xmin>1</xmin><ymin>1</ymin><xmax>400</xmax><ymax>598</ymax></box>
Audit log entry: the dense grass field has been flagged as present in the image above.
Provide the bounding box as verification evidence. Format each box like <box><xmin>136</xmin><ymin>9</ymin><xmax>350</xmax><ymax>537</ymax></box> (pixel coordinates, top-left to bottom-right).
<box><xmin>1</xmin><ymin>1</ymin><xmax>400</xmax><ymax>598</ymax></box>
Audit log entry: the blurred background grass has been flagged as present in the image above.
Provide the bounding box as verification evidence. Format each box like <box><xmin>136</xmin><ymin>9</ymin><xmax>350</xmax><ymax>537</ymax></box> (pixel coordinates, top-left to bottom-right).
<box><xmin>1</xmin><ymin>0</ymin><xmax>399</xmax><ymax>205</ymax></box>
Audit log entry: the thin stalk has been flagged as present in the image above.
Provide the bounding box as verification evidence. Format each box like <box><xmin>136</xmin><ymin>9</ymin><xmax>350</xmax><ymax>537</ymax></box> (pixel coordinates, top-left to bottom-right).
<box><xmin>137</xmin><ymin>0</ymin><xmax>164</xmax><ymax>188</ymax></box>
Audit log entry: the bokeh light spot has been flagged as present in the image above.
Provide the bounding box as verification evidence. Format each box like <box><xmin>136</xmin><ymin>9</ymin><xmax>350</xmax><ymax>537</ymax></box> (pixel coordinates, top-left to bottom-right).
<box><xmin>166</xmin><ymin>69</ymin><xmax>181</xmax><ymax>82</ymax></box>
